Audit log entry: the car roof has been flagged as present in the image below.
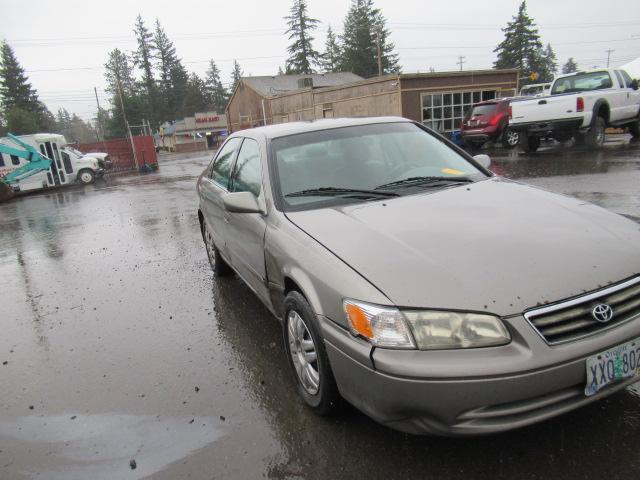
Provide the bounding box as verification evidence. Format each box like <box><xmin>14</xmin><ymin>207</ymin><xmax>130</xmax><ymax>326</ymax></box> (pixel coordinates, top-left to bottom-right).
<box><xmin>229</xmin><ymin>116</ymin><xmax>412</xmax><ymax>140</ymax></box>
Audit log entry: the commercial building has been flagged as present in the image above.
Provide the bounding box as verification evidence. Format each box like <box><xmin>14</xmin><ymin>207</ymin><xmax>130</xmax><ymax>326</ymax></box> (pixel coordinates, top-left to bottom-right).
<box><xmin>158</xmin><ymin>112</ymin><xmax>227</xmax><ymax>153</ymax></box>
<box><xmin>226</xmin><ymin>69</ymin><xmax>520</xmax><ymax>135</ymax></box>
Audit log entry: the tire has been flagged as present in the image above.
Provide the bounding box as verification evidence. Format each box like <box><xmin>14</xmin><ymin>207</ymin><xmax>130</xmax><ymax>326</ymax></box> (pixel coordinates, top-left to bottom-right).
<box><xmin>501</xmin><ymin>127</ymin><xmax>520</xmax><ymax>148</ymax></box>
<box><xmin>629</xmin><ymin>118</ymin><xmax>640</xmax><ymax>139</ymax></box>
<box><xmin>283</xmin><ymin>291</ymin><xmax>341</xmax><ymax>415</ymax></box>
<box><xmin>519</xmin><ymin>133</ymin><xmax>541</xmax><ymax>153</ymax></box>
<box><xmin>202</xmin><ymin>220</ymin><xmax>232</xmax><ymax>277</ymax></box>
<box><xmin>78</xmin><ymin>169</ymin><xmax>95</xmax><ymax>185</ymax></box>
<box><xmin>585</xmin><ymin>116</ymin><xmax>606</xmax><ymax>149</ymax></box>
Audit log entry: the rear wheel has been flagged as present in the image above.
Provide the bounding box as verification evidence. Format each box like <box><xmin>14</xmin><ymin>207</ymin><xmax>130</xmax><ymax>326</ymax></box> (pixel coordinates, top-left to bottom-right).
<box><xmin>585</xmin><ymin>116</ymin><xmax>606</xmax><ymax>148</ymax></box>
<box><xmin>501</xmin><ymin>127</ymin><xmax>520</xmax><ymax>148</ymax></box>
<box><xmin>202</xmin><ymin>221</ymin><xmax>232</xmax><ymax>277</ymax></box>
<box><xmin>519</xmin><ymin>133</ymin><xmax>540</xmax><ymax>153</ymax></box>
<box><xmin>283</xmin><ymin>291</ymin><xmax>341</xmax><ymax>415</ymax></box>
<box><xmin>78</xmin><ymin>169</ymin><xmax>95</xmax><ymax>185</ymax></box>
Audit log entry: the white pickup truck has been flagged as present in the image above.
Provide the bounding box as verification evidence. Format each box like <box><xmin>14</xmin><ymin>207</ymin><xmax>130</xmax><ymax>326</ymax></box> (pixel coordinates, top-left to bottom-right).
<box><xmin>509</xmin><ymin>68</ymin><xmax>640</xmax><ymax>152</ymax></box>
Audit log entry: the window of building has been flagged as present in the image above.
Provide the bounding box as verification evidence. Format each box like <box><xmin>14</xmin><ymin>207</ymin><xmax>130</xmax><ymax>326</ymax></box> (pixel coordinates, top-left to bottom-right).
<box><xmin>231</xmin><ymin>139</ymin><xmax>262</xmax><ymax>197</ymax></box>
<box><xmin>421</xmin><ymin>90</ymin><xmax>496</xmax><ymax>132</ymax></box>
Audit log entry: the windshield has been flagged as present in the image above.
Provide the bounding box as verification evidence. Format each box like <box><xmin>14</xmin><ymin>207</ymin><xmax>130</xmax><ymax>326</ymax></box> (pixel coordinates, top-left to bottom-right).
<box><xmin>271</xmin><ymin>122</ymin><xmax>486</xmax><ymax>210</ymax></box>
<box><xmin>552</xmin><ymin>71</ymin><xmax>613</xmax><ymax>94</ymax></box>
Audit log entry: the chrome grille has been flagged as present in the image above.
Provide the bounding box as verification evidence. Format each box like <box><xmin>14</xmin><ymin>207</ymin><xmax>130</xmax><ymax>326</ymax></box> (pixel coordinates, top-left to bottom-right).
<box><xmin>524</xmin><ymin>277</ymin><xmax>640</xmax><ymax>344</ymax></box>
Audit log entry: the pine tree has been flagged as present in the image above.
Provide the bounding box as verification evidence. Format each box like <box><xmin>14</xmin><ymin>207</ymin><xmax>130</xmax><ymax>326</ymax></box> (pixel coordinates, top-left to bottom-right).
<box><xmin>205</xmin><ymin>60</ymin><xmax>228</xmax><ymax>113</ymax></box>
<box><xmin>284</xmin><ymin>0</ymin><xmax>321</xmax><ymax>74</ymax></box>
<box><xmin>153</xmin><ymin>19</ymin><xmax>188</xmax><ymax>120</ymax></box>
<box><xmin>0</xmin><ymin>41</ymin><xmax>53</xmax><ymax>134</ymax></box>
<box><xmin>494</xmin><ymin>1</ymin><xmax>543</xmax><ymax>83</ymax></box>
<box><xmin>132</xmin><ymin>14</ymin><xmax>158</xmax><ymax>127</ymax></box>
<box><xmin>230</xmin><ymin>60</ymin><xmax>243</xmax><ymax>94</ymax></box>
<box><xmin>104</xmin><ymin>48</ymin><xmax>142</xmax><ymax>138</ymax></box>
<box><xmin>562</xmin><ymin>57</ymin><xmax>579</xmax><ymax>74</ymax></box>
<box><xmin>182</xmin><ymin>73</ymin><xmax>209</xmax><ymax>116</ymax></box>
<box><xmin>339</xmin><ymin>0</ymin><xmax>399</xmax><ymax>78</ymax></box>
<box><xmin>320</xmin><ymin>25</ymin><xmax>341</xmax><ymax>72</ymax></box>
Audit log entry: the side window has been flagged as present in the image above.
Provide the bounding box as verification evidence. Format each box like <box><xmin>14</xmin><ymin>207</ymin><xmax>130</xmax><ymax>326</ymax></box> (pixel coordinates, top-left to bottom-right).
<box><xmin>614</xmin><ymin>71</ymin><xmax>625</xmax><ymax>88</ymax></box>
<box><xmin>210</xmin><ymin>137</ymin><xmax>242</xmax><ymax>189</ymax></box>
<box><xmin>11</xmin><ymin>155</ymin><xmax>20</xmax><ymax>165</ymax></box>
<box><xmin>62</xmin><ymin>151</ymin><xmax>73</xmax><ymax>174</ymax></box>
<box><xmin>231</xmin><ymin>139</ymin><xmax>262</xmax><ymax>196</ymax></box>
<box><xmin>621</xmin><ymin>70</ymin><xmax>633</xmax><ymax>88</ymax></box>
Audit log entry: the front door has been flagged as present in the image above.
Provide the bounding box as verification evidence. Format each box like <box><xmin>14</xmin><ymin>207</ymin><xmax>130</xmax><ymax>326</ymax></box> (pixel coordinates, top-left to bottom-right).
<box><xmin>226</xmin><ymin>138</ymin><xmax>269</xmax><ymax>303</ymax></box>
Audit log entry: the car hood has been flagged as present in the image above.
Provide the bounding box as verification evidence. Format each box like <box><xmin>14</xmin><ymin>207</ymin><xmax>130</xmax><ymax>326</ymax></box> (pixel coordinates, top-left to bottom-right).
<box><xmin>286</xmin><ymin>178</ymin><xmax>640</xmax><ymax>316</ymax></box>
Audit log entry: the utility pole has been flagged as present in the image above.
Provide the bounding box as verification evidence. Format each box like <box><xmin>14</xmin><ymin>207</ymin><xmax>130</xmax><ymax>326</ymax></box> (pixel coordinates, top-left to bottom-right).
<box><xmin>375</xmin><ymin>28</ymin><xmax>383</xmax><ymax>76</ymax></box>
<box><xmin>114</xmin><ymin>71</ymin><xmax>139</xmax><ymax>170</ymax></box>
<box><xmin>93</xmin><ymin>87</ymin><xmax>108</xmax><ymax>151</ymax></box>
<box><xmin>456</xmin><ymin>56</ymin><xmax>466</xmax><ymax>71</ymax></box>
<box><xmin>605</xmin><ymin>49</ymin><xmax>615</xmax><ymax>67</ymax></box>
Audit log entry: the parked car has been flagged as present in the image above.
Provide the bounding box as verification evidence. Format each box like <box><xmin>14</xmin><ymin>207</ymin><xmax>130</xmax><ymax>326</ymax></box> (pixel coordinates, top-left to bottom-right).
<box><xmin>510</xmin><ymin>68</ymin><xmax>640</xmax><ymax>152</ymax></box>
<box><xmin>460</xmin><ymin>98</ymin><xmax>520</xmax><ymax>149</ymax></box>
<box><xmin>197</xmin><ymin>117</ymin><xmax>640</xmax><ymax>436</ymax></box>
<box><xmin>520</xmin><ymin>82</ymin><xmax>552</xmax><ymax>97</ymax></box>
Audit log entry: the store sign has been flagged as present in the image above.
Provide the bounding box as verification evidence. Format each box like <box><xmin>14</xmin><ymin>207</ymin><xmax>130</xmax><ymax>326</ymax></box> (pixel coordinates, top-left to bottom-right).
<box><xmin>195</xmin><ymin>115</ymin><xmax>220</xmax><ymax>124</ymax></box>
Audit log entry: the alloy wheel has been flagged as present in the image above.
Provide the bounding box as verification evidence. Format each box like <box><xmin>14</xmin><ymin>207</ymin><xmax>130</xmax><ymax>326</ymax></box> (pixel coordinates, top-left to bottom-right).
<box><xmin>505</xmin><ymin>129</ymin><xmax>519</xmax><ymax>146</ymax></box>
<box><xmin>287</xmin><ymin>310</ymin><xmax>320</xmax><ymax>395</ymax></box>
<box><xmin>204</xmin><ymin>226</ymin><xmax>216</xmax><ymax>267</ymax></box>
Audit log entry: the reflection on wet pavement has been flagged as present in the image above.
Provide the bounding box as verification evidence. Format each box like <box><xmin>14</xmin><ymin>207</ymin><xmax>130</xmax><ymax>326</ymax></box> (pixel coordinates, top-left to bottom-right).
<box><xmin>1</xmin><ymin>142</ymin><xmax>639</xmax><ymax>479</ymax></box>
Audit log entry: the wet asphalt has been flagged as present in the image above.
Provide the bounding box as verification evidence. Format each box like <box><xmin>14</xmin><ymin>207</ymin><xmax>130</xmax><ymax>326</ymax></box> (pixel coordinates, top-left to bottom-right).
<box><xmin>1</xmin><ymin>135</ymin><xmax>639</xmax><ymax>479</ymax></box>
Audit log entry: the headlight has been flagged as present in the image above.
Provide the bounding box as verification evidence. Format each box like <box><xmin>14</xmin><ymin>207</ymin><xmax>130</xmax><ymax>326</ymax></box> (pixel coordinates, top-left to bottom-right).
<box><xmin>344</xmin><ymin>299</ymin><xmax>510</xmax><ymax>350</ymax></box>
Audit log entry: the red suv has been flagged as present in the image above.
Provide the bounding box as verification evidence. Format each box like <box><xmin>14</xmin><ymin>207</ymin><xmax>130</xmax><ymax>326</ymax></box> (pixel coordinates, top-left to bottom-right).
<box><xmin>460</xmin><ymin>98</ymin><xmax>520</xmax><ymax>149</ymax></box>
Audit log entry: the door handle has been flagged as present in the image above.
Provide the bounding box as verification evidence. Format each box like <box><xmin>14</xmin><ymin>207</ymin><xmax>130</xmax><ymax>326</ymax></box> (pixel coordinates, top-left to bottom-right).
<box><xmin>538</xmin><ymin>100</ymin><xmax>547</xmax><ymax>105</ymax></box>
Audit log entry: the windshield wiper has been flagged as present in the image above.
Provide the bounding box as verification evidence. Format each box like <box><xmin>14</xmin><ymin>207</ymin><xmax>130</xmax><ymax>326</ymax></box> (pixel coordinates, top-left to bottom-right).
<box><xmin>375</xmin><ymin>176</ymin><xmax>474</xmax><ymax>190</ymax></box>
<box><xmin>285</xmin><ymin>187</ymin><xmax>399</xmax><ymax>198</ymax></box>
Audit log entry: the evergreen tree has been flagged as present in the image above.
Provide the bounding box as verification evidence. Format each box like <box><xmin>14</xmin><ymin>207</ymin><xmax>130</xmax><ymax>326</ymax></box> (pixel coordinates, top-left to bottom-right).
<box><xmin>562</xmin><ymin>57</ymin><xmax>579</xmax><ymax>74</ymax></box>
<box><xmin>543</xmin><ymin>43</ymin><xmax>557</xmax><ymax>79</ymax></box>
<box><xmin>104</xmin><ymin>48</ymin><xmax>142</xmax><ymax>138</ymax></box>
<box><xmin>320</xmin><ymin>25</ymin><xmax>341</xmax><ymax>72</ymax></box>
<box><xmin>182</xmin><ymin>73</ymin><xmax>209</xmax><ymax>115</ymax></box>
<box><xmin>339</xmin><ymin>0</ymin><xmax>399</xmax><ymax>78</ymax></box>
<box><xmin>153</xmin><ymin>19</ymin><xmax>188</xmax><ymax>120</ymax></box>
<box><xmin>0</xmin><ymin>41</ymin><xmax>53</xmax><ymax>134</ymax></box>
<box><xmin>205</xmin><ymin>60</ymin><xmax>228</xmax><ymax>112</ymax></box>
<box><xmin>133</xmin><ymin>14</ymin><xmax>158</xmax><ymax>127</ymax></box>
<box><xmin>230</xmin><ymin>60</ymin><xmax>243</xmax><ymax>93</ymax></box>
<box><xmin>493</xmin><ymin>1</ymin><xmax>543</xmax><ymax>83</ymax></box>
<box><xmin>284</xmin><ymin>0</ymin><xmax>321</xmax><ymax>74</ymax></box>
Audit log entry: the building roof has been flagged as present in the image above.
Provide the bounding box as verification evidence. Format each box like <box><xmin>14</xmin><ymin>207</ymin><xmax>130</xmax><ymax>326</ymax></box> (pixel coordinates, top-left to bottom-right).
<box><xmin>241</xmin><ymin>72</ymin><xmax>363</xmax><ymax>97</ymax></box>
<box><xmin>230</xmin><ymin>116</ymin><xmax>412</xmax><ymax>140</ymax></box>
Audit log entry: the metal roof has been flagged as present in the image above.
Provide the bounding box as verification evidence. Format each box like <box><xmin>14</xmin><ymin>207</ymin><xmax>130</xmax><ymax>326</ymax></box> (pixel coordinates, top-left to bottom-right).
<box><xmin>230</xmin><ymin>116</ymin><xmax>412</xmax><ymax>140</ymax></box>
<box><xmin>241</xmin><ymin>72</ymin><xmax>363</xmax><ymax>97</ymax></box>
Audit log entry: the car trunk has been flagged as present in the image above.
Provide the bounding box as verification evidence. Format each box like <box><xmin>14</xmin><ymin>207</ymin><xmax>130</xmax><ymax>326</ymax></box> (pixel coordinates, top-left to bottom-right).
<box><xmin>463</xmin><ymin>103</ymin><xmax>499</xmax><ymax>129</ymax></box>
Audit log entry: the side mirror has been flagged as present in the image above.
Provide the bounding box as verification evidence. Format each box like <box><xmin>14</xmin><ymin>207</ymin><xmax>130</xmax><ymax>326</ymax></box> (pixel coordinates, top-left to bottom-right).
<box><xmin>473</xmin><ymin>154</ymin><xmax>491</xmax><ymax>170</ymax></box>
<box><xmin>223</xmin><ymin>191</ymin><xmax>262</xmax><ymax>214</ymax></box>
<box><xmin>631</xmin><ymin>79</ymin><xmax>639</xmax><ymax>91</ymax></box>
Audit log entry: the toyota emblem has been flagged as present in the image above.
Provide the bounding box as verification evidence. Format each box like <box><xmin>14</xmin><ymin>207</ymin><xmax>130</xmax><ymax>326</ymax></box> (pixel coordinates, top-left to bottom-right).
<box><xmin>591</xmin><ymin>304</ymin><xmax>614</xmax><ymax>323</ymax></box>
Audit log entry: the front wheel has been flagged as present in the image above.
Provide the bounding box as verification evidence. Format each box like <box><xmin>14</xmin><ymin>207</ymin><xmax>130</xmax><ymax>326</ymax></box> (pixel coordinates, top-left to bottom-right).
<box><xmin>501</xmin><ymin>127</ymin><xmax>520</xmax><ymax>148</ymax></box>
<box><xmin>519</xmin><ymin>133</ymin><xmax>541</xmax><ymax>153</ymax></box>
<box><xmin>78</xmin><ymin>169</ymin><xmax>95</xmax><ymax>185</ymax></box>
<box><xmin>283</xmin><ymin>291</ymin><xmax>341</xmax><ymax>415</ymax></box>
<box><xmin>585</xmin><ymin>116</ymin><xmax>606</xmax><ymax>148</ymax></box>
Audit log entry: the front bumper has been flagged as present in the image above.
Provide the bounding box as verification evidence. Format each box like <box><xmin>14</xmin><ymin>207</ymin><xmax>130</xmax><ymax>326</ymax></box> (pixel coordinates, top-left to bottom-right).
<box><xmin>95</xmin><ymin>168</ymin><xmax>105</xmax><ymax>177</ymax></box>
<box><xmin>319</xmin><ymin>314</ymin><xmax>640</xmax><ymax>436</ymax></box>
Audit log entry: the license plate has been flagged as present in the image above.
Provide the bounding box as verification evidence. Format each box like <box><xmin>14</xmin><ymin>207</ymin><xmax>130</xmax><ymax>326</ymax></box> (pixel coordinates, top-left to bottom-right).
<box><xmin>585</xmin><ymin>337</ymin><xmax>640</xmax><ymax>396</ymax></box>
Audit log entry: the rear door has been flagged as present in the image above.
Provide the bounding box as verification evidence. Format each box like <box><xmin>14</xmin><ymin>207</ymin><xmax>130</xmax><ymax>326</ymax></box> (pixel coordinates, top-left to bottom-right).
<box><xmin>619</xmin><ymin>70</ymin><xmax>640</xmax><ymax>120</ymax></box>
<box><xmin>199</xmin><ymin>137</ymin><xmax>242</xmax><ymax>256</ymax></box>
<box><xmin>226</xmin><ymin>137</ymin><xmax>269</xmax><ymax>304</ymax></box>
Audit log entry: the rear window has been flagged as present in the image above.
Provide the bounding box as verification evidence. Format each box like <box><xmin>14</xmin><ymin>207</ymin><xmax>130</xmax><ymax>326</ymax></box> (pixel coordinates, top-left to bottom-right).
<box><xmin>552</xmin><ymin>71</ymin><xmax>613</xmax><ymax>94</ymax></box>
<box><xmin>469</xmin><ymin>104</ymin><xmax>497</xmax><ymax>116</ymax></box>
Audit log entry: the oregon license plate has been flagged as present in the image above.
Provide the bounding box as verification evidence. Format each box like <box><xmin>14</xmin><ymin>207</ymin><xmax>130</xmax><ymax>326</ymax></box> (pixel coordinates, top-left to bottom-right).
<box><xmin>585</xmin><ymin>337</ymin><xmax>640</xmax><ymax>396</ymax></box>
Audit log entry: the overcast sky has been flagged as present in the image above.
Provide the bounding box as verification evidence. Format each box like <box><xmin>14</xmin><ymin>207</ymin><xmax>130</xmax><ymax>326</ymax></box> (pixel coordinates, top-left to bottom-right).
<box><xmin>2</xmin><ymin>0</ymin><xmax>639</xmax><ymax>121</ymax></box>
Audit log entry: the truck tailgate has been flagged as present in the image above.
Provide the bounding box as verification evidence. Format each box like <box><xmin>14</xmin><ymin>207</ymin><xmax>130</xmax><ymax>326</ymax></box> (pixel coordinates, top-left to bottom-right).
<box><xmin>510</xmin><ymin>95</ymin><xmax>579</xmax><ymax>125</ymax></box>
